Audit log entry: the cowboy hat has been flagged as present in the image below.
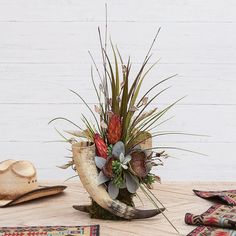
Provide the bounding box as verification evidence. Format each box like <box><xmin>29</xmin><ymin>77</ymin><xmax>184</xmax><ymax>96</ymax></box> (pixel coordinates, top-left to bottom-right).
<box><xmin>0</xmin><ymin>159</ymin><xmax>66</xmax><ymax>207</ymax></box>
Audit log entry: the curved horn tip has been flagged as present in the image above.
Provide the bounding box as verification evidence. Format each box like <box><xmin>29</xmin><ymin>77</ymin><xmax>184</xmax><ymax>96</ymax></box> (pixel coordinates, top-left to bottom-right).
<box><xmin>73</xmin><ymin>205</ymin><xmax>90</xmax><ymax>213</ymax></box>
<box><xmin>133</xmin><ymin>207</ymin><xmax>165</xmax><ymax>219</ymax></box>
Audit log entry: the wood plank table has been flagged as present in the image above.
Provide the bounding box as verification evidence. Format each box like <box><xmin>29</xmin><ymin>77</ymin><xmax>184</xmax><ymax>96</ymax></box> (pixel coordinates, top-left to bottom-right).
<box><xmin>1</xmin><ymin>181</ymin><xmax>235</xmax><ymax>236</ymax></box>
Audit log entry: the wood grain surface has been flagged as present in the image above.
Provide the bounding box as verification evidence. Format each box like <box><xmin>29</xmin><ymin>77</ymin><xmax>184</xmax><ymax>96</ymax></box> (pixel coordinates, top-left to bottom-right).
<box><xmin>1</xmin><ymin>181</ymin><xmax>236</xmax><ymax>236</ymax></box>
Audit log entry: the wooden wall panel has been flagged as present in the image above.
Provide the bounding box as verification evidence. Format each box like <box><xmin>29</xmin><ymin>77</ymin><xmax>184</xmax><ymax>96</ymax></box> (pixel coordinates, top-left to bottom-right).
<box><xmin>0</xmin><ymin>0</ymin><xmax>235</xmax><ymax>180</ymax></box>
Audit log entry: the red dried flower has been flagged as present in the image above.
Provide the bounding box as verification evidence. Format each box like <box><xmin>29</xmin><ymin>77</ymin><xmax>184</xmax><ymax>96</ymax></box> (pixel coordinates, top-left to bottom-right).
<box><xmin>94</xmin><ymin>133</ymin><xmax>108</xmax><ymax>159</ymax></box>
<box><xmin>107</xmin><ymin>114</ymin><xmax>122</xmax><ymax>144</ymax></box>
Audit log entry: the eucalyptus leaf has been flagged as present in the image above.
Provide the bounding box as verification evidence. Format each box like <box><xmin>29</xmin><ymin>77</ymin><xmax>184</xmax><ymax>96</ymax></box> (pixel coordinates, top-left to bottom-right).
<box><xmin>95</xmin><ymin>156</ymin><xmax>106</xmax><ymax>169</ymax></box>
<box><xmin>112</xmin><ymin>141</ymin><xmax>125</xmax><ymax>158</ymax></box>
<box><xmin>108</xmin><ymin>181</ymin><xmax>119</xmax><ymax>199</ymax></box>
<box><xmin>97</xmin><ymin>171</ymin><xmax>109</xmax><ymax>185</ymax></box>
<box><xmin>125</xmin><ymin>172</ymin><xmax>139</xmax><ymax>193</ymax></box>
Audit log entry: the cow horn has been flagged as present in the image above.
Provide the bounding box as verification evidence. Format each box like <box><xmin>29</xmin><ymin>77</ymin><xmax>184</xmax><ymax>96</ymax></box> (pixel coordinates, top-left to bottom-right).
<box><xmin>72</xmin><ymin>141</ymin><xmax>165</xmax><ymax>219</ymax></box>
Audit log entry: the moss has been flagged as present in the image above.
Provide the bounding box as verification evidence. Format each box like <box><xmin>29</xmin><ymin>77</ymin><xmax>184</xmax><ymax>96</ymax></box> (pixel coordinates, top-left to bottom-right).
<box><xmin>88</xmin><ymin>188</ymin><xmax>134</xmax><ymax>220</ymax></box>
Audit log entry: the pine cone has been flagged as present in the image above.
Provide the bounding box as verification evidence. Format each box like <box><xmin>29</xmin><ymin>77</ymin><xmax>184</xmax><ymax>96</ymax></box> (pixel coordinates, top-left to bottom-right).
<box><xmin>94</xmin><ymin>133</ymin><xmax>108</xmax><ymax>159</ymax></box>
<box><xmin>107</xmin><ymin>114</ymin><xmax>122</xmax><ymax>144</ymax></box>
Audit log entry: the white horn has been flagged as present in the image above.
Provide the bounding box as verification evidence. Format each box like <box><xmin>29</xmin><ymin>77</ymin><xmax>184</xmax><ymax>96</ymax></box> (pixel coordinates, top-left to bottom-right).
<box><xmin>72</xmin><ymin>141</ymin><xmax>164</xmax><ymax>219</ymax></box>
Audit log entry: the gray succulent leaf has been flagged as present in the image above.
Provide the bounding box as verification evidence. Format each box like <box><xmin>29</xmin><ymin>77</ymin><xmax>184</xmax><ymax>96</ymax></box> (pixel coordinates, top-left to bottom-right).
<box><xmin>123</xmin><ymin>155</ymin><xmax>131</xmax><ymax>165</ymax></box>
<box><xmin>125</xmin><ymin>172</ymin><xmax>139</xmax><ymax>193</ymax></box>
<box><xmin>108</xmin><ymin>181</ymin><xmax>119</xmax><ymax>199</ymax></box>
<box><xmin>112</xmin><ymin>141</ymin><xmax>125</xmax><ymax>158</ymax></box>
<box><xmin>95</xmin><ymin>156</ymin><xmax>106</xmax><ymax>169</ymax></box>
<box><xmin>119</xmin><ymin>153</ymin><xmax>125</xmax><ymax>162</ymax></box>
<box><xmin>119</xmin><ymin>154</ymin><xmax>131</xmax><ymax>170</ymax></box>
<box><xmin>97</xmin><ymin>171</ymin><xmax>109</xmax><ymax>185</ymax></box>
<box><xmin>121</xmin><ymin>164</ymin><xmax>128</xmax><ymax>169</ymax></box>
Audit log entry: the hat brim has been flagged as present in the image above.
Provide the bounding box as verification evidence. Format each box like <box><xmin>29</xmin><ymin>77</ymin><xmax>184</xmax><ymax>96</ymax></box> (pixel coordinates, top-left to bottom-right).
<box><xmin>0</xmin><ymin>185</ymin><xmax>67</xmax><ymax>207</ymax></box>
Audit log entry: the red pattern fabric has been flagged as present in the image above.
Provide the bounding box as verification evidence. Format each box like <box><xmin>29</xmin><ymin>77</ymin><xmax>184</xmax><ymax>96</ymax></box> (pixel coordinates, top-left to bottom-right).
<box><xmin>185</xmin><ymin>190</ymin><xmax>236</xmax><ymax>236</ymax></box>
<box><xmin>193</xmin><ymin>189</ymin><xmax>236</xmax><ymax>206</ymax></box>
<box><xmin>187</xmin><ymin>226</ymin><xmax>236</xmax><ymax>236</ymax></box>
<box><xmin>185</xmin><ymin>204</ymin><xmax>236</xmax><ymax>228</ymax></box>
<box><xmin>0</xmin><ymin>226</ymin><xmax>99</xmax><ymax>236</ymax></box>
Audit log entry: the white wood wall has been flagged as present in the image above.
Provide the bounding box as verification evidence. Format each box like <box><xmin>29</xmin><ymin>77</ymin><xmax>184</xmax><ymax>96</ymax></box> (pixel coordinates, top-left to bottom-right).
<box><xmin>0</xmin><ymin>0</ymin><xmax>235</xmax><ymax>181</ymax></box>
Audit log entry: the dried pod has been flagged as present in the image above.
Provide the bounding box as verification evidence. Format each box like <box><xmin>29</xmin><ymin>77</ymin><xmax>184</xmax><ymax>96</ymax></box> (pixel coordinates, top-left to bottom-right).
<box><xmin>130</xmin><ymin>151</ymin><xmax>147</xmax><ymax>178</ymax></box>
<box><xmin>102</xmin><ymin>157</ymin><xmax>115</xmax><ymax>178</ymax></box>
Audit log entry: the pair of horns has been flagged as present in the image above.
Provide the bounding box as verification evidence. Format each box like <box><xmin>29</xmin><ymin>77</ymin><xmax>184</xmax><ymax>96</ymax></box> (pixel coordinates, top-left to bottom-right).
<box><xmin>72</xmin><ymin>141</ymin><xmax>164</xmax><ymax>220</ymax></box>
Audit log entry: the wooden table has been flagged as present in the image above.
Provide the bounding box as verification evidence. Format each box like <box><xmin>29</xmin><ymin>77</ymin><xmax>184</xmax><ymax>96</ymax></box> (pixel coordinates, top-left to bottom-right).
<box><xmin>1</xmin><ymin>181</ymin><xmax>235</xmax><ymax>236</ymax></box>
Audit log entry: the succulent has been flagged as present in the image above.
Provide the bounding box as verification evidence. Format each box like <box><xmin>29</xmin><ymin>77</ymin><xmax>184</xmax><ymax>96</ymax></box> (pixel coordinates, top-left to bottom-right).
<box><xmin>95</xmin><ymin>141</ymin><xmax>140</xmax><ymax>199</ymax></box>
<box><xmin>118</xmin><ymin>153</ymin><xmax>131</xmax><ymax>170</ymax></box>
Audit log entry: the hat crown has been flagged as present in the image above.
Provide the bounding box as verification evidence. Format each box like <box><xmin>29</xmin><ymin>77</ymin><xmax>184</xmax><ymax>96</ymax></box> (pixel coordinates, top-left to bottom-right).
<box><xmin>0</xmin><ymin>159</ymin><xmax>15</xmax><ymax>172</ymax></box>
<box><xmin>11</xmin><ymin>161</ymin><xmax>36</xmax><ymax>178</ymax></box>
<box><xmin>0</xmin><ymin>160</ymin><xmax>38</xmax><ymax>199</ymax></box>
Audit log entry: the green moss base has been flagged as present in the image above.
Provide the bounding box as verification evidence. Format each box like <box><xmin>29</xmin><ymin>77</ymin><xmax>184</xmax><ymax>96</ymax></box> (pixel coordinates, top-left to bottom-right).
<box><xmin>88</xmin><ymin>188</ymin><xmax>134</xmax><ymax>220</ymax></box>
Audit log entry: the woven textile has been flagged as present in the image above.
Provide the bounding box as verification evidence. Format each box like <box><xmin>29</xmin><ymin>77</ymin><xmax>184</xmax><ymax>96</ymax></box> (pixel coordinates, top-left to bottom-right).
<box><xmin>185</xmin><ymin>204</ymin><xmax>236</xmax><ymax>228</ymax></box>
<box><xmin>194</xmin><ymin>189</ymin><xmax>236</xmax><ymax>206</ymax></box>
<box><xmin>187</xmin><ymin>226</ymin><xmax>236</xmax><ymax>236</ymax></box>
<box><xmin>0</xmin><ymin>226</ymin><xmax>99</xmax><ymax>236</ymax></box>
<box><xmin>185</xmin><ymin>204</ymin><xmax>236</xmax><ymax>236</ymax></box>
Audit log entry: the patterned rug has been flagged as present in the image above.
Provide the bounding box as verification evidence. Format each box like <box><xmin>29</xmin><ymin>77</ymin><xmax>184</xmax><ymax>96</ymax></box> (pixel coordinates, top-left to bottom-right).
<box><xmin>187</xmin><ymin>226</ymin><xmax>236</xmax><ymax>236</ymax></box>
<box><xmin>193</xmin><ymin>189</ymin><xmax>236</xmax><ymax>206</ymax></box>
<box><xmin>185</xmin><ymin>204</ymin><xmax>236</xmax><ymax>235</ymax></box>
<box><xmin>0</xmin><ymin>226</ymin><xmax>99</xmax><ymax>236</ymax></box>
<box><xmin>185</xmin><ymin>204</ymin><xmax>236</xmax><ymax>228</ymax></box>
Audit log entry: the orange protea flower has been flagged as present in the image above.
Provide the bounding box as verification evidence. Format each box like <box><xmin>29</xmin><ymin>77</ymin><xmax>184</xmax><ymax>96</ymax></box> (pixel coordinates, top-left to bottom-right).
<box><xmin>94</xmin><ymin>133</ymin><xmax>108</xmax><ymax>159</ymax></box>
<box><xmin>107</xmin><ymin>114</ymin><xmax>122</xmax><ymax>144</ymax></box>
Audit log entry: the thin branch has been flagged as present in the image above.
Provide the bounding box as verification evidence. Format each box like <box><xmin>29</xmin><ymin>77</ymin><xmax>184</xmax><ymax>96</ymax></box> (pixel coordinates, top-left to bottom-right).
<box><xmin>69</xmin><ymin>89</ymin><xmax>101</xmax><ymax>134</ymax></box>
<box><xmin>143</xmin><ymin>146</ymin><xmax>208</xmax><ymax>157</ymax></box>
<box><xmin>143</xmin><ymin>27</ymin><xmax>161</xmax><ymax>63</ymax></box>
<box><xmin>88</xmin><ymin>50</ymin><xmax>103</xmax><ymax>84</ymax></box>
<box><xmin>48</xmin><ymin>117</ymin><xmax>83</xmax><ymax>130</ymax></box>
<box><xmin>137</xmin><ymin>74</ymin><xmax>178</xmax><ymax>107</ymax></box>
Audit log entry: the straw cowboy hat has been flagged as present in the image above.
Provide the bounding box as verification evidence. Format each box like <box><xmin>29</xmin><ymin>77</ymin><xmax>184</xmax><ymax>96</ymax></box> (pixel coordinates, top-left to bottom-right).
<box><xmin>0</xmin><ymin>159</ymin><xmax>66</xmax><ymax>207</ymax></box>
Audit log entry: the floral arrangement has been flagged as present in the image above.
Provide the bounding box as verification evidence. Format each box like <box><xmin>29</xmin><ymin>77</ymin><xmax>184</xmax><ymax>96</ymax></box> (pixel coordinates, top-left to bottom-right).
<box><xmin>49</xmin><ymin>22</ymin><xmax>202</xmax><ymax>229</ymax></box>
